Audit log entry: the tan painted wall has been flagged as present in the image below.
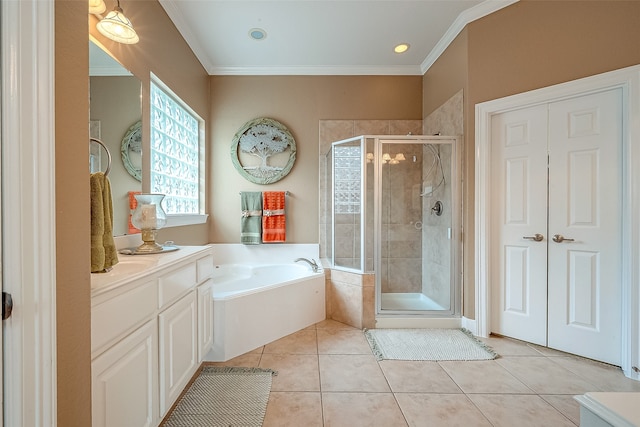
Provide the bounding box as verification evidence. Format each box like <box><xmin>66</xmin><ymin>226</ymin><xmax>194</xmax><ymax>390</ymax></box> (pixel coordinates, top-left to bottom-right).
<box><xmin>55</xmin><ymin>1</ymin><xmax>208</xmax><ymax>424</ymax></box>
<box><xmin>55</xmin><ymin>1</ymin><xmax>92</xmax><ymax>424</ymax></box>
<box><xmin>423</xmin><ymin>0</ymin><xmax>640</xmax><ymax>318</ymax></box>
<box><xmin>209</xmin><ymin>75</ymin><xmax>422</xmax><ymax>243</ymax></box>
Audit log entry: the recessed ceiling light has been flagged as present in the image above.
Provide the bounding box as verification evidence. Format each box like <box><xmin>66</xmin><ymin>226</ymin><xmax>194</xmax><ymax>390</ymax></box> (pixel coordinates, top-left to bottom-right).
<box><xmin>394</xmin><ymin>43</ymin><xmax>410</xmax><ymax>54</ymax></box>
<box><xmin>249</xmin><ymin>28</ymin><xmax>267</xmax><ymax>41</ymax></box>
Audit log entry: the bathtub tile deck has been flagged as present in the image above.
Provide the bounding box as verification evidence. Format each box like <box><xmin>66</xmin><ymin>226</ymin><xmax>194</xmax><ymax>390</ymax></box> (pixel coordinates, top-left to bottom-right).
<box><xmin>205</xmin><ymin>320</ymin><xmax>634</xmax><ymax>426</ymax></box>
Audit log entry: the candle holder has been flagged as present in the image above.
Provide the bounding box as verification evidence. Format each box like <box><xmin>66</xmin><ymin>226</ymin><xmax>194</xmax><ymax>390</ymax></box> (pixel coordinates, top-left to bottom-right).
<box><xmin>131</xmin><ymin>193</ymin><xmax>167</xmax><ymax>254</ymax></box>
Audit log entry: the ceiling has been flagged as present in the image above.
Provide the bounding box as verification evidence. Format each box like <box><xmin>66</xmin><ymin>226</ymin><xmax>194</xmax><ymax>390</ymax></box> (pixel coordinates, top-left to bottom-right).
<box><xmin>158</xmin><ymin>0</ymin><xmax>516</xmax><ymax>76</ymax></box>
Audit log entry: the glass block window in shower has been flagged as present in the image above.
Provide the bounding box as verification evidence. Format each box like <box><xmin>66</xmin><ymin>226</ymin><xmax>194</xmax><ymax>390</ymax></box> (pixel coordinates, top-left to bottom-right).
<box><xmin>333</xmin><ymin>144</ymin><xmax>362</xmax><ymax>214</ymax></box>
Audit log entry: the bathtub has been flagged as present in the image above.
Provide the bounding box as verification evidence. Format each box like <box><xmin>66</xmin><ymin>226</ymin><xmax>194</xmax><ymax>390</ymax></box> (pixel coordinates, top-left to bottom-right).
<box><xmin>204</xmin><ymin>263</ymin><xmax>325</xmax><ymax>362</ymax></box>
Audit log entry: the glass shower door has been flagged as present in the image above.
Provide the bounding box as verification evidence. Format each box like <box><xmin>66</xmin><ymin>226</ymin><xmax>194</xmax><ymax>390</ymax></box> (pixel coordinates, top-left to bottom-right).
<box><xmin>377</xmin><ymin>138</ymin><xmax>457</xmax><ymax>315</ymax></box>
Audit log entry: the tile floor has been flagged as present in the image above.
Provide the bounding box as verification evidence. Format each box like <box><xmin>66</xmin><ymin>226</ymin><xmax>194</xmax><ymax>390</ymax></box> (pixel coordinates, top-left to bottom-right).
<box><xmin>208</xmin><ymin>319</ymin><xmax>640</xmax><ymax>427</ymax></box>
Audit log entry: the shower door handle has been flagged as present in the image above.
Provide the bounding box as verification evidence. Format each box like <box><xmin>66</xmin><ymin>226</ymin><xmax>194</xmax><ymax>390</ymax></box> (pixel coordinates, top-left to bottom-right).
<box><xmin>522</xmin><ymin>233</ymin><xmax>544</xmax><ymax>242</ymax></box>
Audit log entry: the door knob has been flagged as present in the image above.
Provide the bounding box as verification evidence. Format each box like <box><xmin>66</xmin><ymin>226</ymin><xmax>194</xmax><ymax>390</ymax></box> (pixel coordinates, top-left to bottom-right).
<box><xmin>552</xmin><ymin>234</ymin><xmax>575</xmax><ymax>243</ymax></box>
<box><xmin>523</xmin><ymin>233</ymin><xmax>544</xmax><ymax>242</ymax></box>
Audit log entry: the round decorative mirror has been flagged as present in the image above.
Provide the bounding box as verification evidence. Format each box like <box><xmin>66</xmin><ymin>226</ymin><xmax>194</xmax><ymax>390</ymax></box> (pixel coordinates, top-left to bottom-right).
<box><xmin>121</xmin><ymin>120</ymin><xmax>142</xmax><ymax>181</ymax></box>
<box><xmin>231</xmin><ymin>117</ymin><xmax>296</xmax><ymax>184</ymax></box>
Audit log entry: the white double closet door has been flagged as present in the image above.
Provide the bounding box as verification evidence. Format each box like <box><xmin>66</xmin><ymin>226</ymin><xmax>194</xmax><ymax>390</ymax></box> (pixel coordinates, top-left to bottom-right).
<box><xmin>491</xmin><ymin>88</ymin><xmax>622</xmax><ymax>365</ymax></box>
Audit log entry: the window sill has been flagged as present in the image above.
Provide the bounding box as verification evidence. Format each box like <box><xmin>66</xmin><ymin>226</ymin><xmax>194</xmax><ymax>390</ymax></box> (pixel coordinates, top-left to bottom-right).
<box><xmin>164</xmin><ymin>214</ymin><xmax>208</xmax><ymax>228</ymax></box>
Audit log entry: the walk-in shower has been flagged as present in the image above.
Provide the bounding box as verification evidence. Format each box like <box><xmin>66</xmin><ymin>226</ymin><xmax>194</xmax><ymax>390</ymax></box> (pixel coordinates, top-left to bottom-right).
<box><xmin>325</xmin><ymin>135</ymin><xmax>461</xmax><ymax>322</ymax></box>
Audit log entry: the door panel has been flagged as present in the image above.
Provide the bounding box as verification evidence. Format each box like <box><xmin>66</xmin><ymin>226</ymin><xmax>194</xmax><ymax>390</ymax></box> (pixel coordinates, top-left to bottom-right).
<box><xmin>491</xmin><ymin>105</ymin><xmax>548</xmax><ymax>345</ymax></box>
<box><xmin>491</xmin><ymin>88</ymin><xmax>622</xmax><ymax>365</ymax></box>
<box><xmin>547</xmin><ymin>89</ymin><xmax>622</xmax><ymax>365</ymax></box>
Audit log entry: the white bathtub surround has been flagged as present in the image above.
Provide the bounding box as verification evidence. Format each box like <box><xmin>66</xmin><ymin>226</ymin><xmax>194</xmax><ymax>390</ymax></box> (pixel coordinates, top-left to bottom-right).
<box><xmin>206</xmin><ymin>244</ymin><xmax>325</xmax><ymax>362</ymax></box>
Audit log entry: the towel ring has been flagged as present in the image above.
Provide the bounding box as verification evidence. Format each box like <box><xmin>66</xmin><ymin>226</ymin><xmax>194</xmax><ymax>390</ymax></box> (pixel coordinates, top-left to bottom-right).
<box><xmin>90</xmin><ymin>138</ymin><xmax>112</xmax><ymax>176</ymax></box>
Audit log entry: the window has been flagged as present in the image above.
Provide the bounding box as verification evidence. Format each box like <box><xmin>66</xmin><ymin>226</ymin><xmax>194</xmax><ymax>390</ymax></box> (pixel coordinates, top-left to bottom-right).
<box><xmin>333</xmin><ymin>145</ymin><xmax>361</xmax><ymax>214</ymax></box>
<box><xmin>150</xmin><ymin>77</ymin><xmax>205</xmax><ymax>225</ymax></box>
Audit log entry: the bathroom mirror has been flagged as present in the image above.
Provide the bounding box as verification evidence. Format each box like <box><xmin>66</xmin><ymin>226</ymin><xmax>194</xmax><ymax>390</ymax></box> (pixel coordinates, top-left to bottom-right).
<box><xmin>89</xmin><ymin>39</ymin><xmax>142</xmax><ymax>236</ymax></box>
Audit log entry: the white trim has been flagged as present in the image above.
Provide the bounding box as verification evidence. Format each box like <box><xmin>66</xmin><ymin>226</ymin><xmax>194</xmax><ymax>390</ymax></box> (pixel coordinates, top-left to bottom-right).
<box><xmin>157</xmin><ymin>0</ymin><xmax>214</xmax><ymax>73</ymax></box>
<box><xmin>207</xmin><ymin>65</ymin><xmax>423</xmax><ymax>76</ymax></box>
<box><xmin>420</xmin><ymin>0</ymin><xmax>519</xmax><ymax>74</ymax></box>
<box><xmin>474</xmin><ymin>65</ymin><xmax>640</xmax><ymax>380</ymax></box>
<box><xmin>1</xmin><ymin>0</ymin><xmax>58</xmax><ymax>424</ymax></box>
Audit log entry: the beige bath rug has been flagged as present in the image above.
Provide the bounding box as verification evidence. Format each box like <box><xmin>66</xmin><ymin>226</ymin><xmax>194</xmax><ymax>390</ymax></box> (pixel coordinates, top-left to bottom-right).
<box><xmin>364</xmin><ymin>328</ymin><xmax>497</xmax><ymax>361</ymax></box>
<box><xmin>162</xmin><ymin>366</ymin><xmax>276</xmax><ymax>427</ymax></box>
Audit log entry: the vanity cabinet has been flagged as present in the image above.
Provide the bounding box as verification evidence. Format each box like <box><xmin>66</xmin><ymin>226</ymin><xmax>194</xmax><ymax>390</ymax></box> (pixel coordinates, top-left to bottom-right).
<box><xmin>197</xmin><ymin>279</ymin><xmax>214</xmax><ymax>360</ymax></box>
<box><xmin>92</xmin><ymin>319</ymin><xmax>159</xmax><ymax>427</ymax></box>
<box><xmin>91</xmin><ymin>246</ymin><xmax>214</xmax><ymax>427</ymax></box>
<box><xmin>159</xmin><ymin>290</ymin><xmax>197</xmax><ymax>416</ymax></box>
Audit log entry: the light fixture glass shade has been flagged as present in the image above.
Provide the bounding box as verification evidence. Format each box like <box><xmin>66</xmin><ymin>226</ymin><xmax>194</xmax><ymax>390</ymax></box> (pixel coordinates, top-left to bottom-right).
<box><xmin>89</xmin><ymin>0</ymin><xmax>106</xmax><ymax>14</ymax></box>
<box><xmin>131</xmin><ymin>194</ymin><xmax>167</xmax><ymax>253</ymax></box>
<box><xmin>394</xmin><ymin>153</ymin><xmax>406</xmax><ymax>161</ymax></box>
<box><xmin>96</xmin><ymin>5</ymin><xmax>139</xmax><ymax>44</ymax></box>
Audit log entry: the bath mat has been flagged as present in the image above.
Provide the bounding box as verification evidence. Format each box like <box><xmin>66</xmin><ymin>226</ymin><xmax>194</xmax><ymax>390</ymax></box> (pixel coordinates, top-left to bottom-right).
<box><xmin>364</xmin><ymin>328</ymin><xmax>497</xmax><ymax>361</ymax></box>
<box><xmin>162</xmin><ymin>366</ymin><xmax>276</xmax><ymax>427</ymax></box>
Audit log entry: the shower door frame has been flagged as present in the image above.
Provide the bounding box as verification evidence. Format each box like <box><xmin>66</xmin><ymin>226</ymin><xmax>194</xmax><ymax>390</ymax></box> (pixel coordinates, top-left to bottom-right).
<box><xmin>375</xmin><ymin>136</ymin><xmax>462</xmax><ymax>318</ymax></box>
<box><xmin>330</xmin><ymin>136</ymin><xmax>371</xmax><ymax>274</ymax></box>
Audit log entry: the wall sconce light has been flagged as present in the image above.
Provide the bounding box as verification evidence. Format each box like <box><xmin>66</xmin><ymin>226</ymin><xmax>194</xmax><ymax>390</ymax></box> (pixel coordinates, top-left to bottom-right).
<box><xmin>89</xmin><ymin>0</ymin><xmax>106</xmax><ymax>15</ymax></box>
<box><xmin>96</xmin><ymin>0</ymin><xmax>139</xmax><ymax>45</ymax></box>
<box><xmin>366</xmin><ymin>153</ymin><xmax>374</xmax><ymax>163</ymax></box>
<box><xmin>130</xmin><ymin>194</ymin><xmax>167</xmax><ymax>253</ymax></box>
<box><xmin>381</xmin><ymin>153</ymin><xmax>405</xmax><ymax>165</ymax></box>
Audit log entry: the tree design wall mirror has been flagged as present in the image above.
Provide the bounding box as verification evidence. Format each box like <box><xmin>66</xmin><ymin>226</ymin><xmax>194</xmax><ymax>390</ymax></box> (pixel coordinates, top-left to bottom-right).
<box><xmin>121</xmin><ymin>120</ymin><xmax>142</xmax><ymax>181</ymax></box>
<box><xmin>231</xmin><ymin>117</ymin><xmax>297</xmax><ymax>184</ymax></box>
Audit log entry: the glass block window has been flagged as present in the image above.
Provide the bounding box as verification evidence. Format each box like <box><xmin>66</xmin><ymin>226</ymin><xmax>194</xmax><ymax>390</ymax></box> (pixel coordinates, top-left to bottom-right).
<box><xmin>150</xmin><ymin>80</ymin><xmax>203</xmax><ymax>215</ymax></box>
<box><xmin>333</xmin><ymin>145</ymin><xmax>361</xmax><ymax>214</ymax></box>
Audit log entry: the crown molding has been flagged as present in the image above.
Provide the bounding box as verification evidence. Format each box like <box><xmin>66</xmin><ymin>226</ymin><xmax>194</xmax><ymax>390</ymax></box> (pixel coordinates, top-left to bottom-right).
<box><xmin>420</xmin><ymin>0</ymin><xmax>519</xmax><ymax>74</ymax></box>
<box><xmin>158</xmin><ymin>0</ymin><xmax>214</xmax><ymax>73</ymax></box>
<box><xmin>208</xmin><ymin>64</ymin><xmax>423</xmax><ymax>76</ymax></box>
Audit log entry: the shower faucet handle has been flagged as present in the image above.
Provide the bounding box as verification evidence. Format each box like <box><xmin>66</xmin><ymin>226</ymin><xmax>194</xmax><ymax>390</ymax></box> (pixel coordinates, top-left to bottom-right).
<box><xmin>522</xmin><ymin>233</ymin><xmax>544</xmax><ymax>242</ymax></box>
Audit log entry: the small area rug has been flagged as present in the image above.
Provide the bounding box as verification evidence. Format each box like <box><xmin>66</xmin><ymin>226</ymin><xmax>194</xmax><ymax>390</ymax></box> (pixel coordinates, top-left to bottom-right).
<box><xmin>162</xmin><ymin>366</ymin><xmax>275</xmax><ymax>427</ymax></box>
<box><xmin>364</xmin><ymin>328</ymin><xmax>497</xmax><ymax>361</ymax></box>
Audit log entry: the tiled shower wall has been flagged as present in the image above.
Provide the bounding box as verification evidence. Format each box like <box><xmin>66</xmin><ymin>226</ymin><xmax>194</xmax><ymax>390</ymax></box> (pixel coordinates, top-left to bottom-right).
<box><xmin>380</xmin><ymin>142</ymin><xmax>424</xmax><ymax>293</ymax></box>
<box><xmin>422</xmin><ymin>90</ymin><xmax>464</xmax><ymax>308</ymax></box>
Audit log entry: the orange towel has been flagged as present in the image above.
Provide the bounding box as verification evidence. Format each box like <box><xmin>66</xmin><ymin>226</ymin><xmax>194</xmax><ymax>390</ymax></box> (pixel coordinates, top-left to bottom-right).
<box><xmin>128</xmin><ymin>191</ymin><xmax>141</xmax><ymax>234</ymax></box>
<box><xmin>262</xmin><ymin>191</ymin><xmax>286</xmax><ymax>243</ymax></box>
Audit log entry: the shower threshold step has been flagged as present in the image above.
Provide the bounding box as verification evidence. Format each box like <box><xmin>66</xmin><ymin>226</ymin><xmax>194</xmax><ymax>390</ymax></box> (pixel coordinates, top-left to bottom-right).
<box><xmin>381</xmin><ymin>292</ymin><xmax>446</xmax><ymax>311</ymax></box>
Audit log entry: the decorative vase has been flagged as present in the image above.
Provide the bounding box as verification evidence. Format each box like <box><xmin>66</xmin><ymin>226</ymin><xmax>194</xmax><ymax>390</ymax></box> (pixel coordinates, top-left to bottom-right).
<box><xmin>131</xmin><ymin>193</ymin><xmax>167</xmax><ymax>253</ymax></box>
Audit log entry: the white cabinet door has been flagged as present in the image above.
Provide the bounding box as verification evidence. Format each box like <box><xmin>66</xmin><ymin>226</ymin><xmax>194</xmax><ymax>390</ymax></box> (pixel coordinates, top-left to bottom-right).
<box><xmin>92</xmin><ymin>320</ymin><xmax>159</xmax><ymax>427</ymax></box>
<box><xmin>159</xmin><ymin>291</ymin><xmax>198</xmax><ymax>417</ymax></box>
<box><xmin>197</xmin><ymin>279</ymin><xmax>214</xmax><ymax>361</ymax></box>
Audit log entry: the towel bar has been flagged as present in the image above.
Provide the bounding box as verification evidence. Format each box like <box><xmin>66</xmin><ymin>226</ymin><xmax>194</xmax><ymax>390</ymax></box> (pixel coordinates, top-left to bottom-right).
<box><xmin>239</xmin><ymin>191</ymin><xmax>290</xmax><ymax>196</ymax></box>
<box><xmin>90</xmin><ymin>137</ymin><xmax>112</xmax><ymax>176</ymax></box>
